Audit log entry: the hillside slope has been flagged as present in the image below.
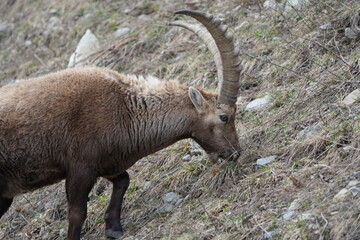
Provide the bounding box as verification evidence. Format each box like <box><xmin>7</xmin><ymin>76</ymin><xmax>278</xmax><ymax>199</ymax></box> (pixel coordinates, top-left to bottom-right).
<box><xmin>0</xmin><ymin>0</ymin><xmax>359</xmax><ymax>239</ymax></box>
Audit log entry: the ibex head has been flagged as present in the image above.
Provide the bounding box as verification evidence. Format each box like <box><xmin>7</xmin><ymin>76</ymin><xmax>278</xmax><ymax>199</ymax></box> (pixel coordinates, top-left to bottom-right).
<box><xmin>169</xmin><ymin>10</ymin><xmax>242</xmax><ymax>163</ymax></box>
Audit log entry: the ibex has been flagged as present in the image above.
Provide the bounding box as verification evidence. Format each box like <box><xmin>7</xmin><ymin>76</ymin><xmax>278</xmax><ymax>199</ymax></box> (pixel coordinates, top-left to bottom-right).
<box><xmin>0</xmin><ymin>10</ymin><xmax>242</xmax><ymax>239</ymax></box>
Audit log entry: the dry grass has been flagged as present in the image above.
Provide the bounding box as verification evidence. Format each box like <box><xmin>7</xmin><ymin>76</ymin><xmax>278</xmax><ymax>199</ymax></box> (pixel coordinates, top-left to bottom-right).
<box><xmin>0</xmin><ymin>0</ymin><xmax>360</xmax><ymax>239</ymax></box>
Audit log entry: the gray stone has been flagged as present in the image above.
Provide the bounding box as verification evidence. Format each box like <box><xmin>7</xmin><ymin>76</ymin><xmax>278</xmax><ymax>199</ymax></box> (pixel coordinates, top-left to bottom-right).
<box><xmin>114</xmin><ymin>27</ymin><xmax>130</xmax><ymax>39</ymax></box>
<box><xmin>296</xmin><ymin>124</ymin><xmax>319</xmax><ymax>140</ymax></box>
<box><xmin>283</xmin><ymin>211</ymin><xmax>294</xmax><ymax>220</ymax></box>
<box><xmin>158</xmin><ymin>203</ymin><xmax>174</xmax><ymax>213</ymax></box>
<box><xmin>261</xmin><ymin>230</ymin><xmax>278</xmax><ymax>240</ymax></box>
<box><xmin>256</xmin><ymin>155</ymin><xmax>277</xmax><ymax>166</ymax></box>
<box><xmin>349</xmin><ymin>187</ymin><xmax>360</xmax><ymax>197</ymax></box>
<box><xmin>190</xmin><ymin>149</ymin><xmax>202</xmax><ymax>156</ymax></box>
<box><xmin>333</xmin><ymin>188</ymin><xmax>351</xmax><ymax>201</ymax></box>
<box><xmin>163</xmin><ymin>192</ymin><xmax>181</xmax><ymax>204</ymax></box>
<box><xmin>345</xmin><ymin>28</ymin><xmax>360</xmax><ymax>39</ymax></box>
<box><xmin>341</xmin><ymin>89</ymin><xmax>360</xmax><ymax>105</ymax></box>
<box><xmin>245</xmin><ymin>95</ymin><xmax>271</xmax><ymax>111</ymax></box>
<box><xmin>182</xmin><ymin>154</ymin><xmax>191</xmax><ymax>161</ymax></box>
<box><xmin>354</xmin><ymin>172</ymin><xmax>360</xmax><ymax>179</ymax></box>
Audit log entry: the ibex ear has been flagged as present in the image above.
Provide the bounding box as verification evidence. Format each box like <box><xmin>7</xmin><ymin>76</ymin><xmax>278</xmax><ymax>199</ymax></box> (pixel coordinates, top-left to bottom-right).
<box><xmin>188</xmin><ymin>87</ymin><xmax>207</xmax><ymax>114</ymax></box>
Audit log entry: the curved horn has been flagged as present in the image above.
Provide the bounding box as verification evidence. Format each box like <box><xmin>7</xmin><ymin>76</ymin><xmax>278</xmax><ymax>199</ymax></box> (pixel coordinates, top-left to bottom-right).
<box><xmin>172</xmin><ymin>10</ymin><xmax>242</xmax><ymax>105</ymax></box>
<box><xmin>167</xmin><ymin>20</ymin><xmax>224</xmax><ymax>86</ymax></box>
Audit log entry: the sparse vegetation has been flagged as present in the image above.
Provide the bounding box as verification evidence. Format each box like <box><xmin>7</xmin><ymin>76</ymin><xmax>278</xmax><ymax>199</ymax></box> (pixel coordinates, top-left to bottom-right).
<box><xmin>0</xmin><ymin>0</ymin><xmax>359</xmax><ymax>239</ymax></box>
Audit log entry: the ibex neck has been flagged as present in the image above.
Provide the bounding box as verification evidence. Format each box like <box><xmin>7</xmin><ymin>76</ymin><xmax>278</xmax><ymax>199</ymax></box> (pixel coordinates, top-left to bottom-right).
<box><xmin>123</xmin><ymin>86</ymin><xmax>194</xmax><ymax>159</ymax></box>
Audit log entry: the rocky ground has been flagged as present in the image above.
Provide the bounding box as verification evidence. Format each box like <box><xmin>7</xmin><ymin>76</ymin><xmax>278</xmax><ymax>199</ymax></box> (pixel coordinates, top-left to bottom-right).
<box><xmin>0</xmin><ymin>0</ymin><xmax>359</xmax><ymax>239</ymax></box>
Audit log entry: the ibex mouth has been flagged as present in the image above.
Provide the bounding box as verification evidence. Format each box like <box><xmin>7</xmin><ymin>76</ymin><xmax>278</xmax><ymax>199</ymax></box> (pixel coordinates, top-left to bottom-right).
<box><xmin>219</xmin><ymin>149</ymin><xmax>241</xmax><ymax>162</ymax></box>
<box><xmin>207</xmin><ymin>149</ymin><xmax>241</xmax><ymax>163</ymax></box>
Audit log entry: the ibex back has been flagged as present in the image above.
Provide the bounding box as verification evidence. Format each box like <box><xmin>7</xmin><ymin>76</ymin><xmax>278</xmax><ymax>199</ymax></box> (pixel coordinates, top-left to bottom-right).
<box><xmin>0</xmin><ymin>10</ymin><xmax>242</xmax><ymax>240</ymax></box>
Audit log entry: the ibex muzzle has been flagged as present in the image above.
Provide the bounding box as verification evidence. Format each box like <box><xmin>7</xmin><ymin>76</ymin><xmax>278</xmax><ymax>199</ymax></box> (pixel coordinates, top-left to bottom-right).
<box><xmin>0</xmin><ymin>10</ymin><xmax>242</xmax><ymax>240</ymax></box>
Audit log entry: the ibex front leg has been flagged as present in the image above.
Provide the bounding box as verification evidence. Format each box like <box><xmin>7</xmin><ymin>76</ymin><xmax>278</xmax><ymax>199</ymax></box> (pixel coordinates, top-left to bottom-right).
<box><xmin>104</xmin><ymin>171</ymin><xmax>130</xmax><ymax>238</ymax></box>
<box><xmin>66</xmin><ymin>169</ymin><xmax>97</xmax><ymax>240</ymax></box>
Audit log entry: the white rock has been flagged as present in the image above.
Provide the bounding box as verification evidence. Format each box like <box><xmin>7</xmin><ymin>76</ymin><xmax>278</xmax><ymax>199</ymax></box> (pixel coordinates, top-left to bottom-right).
<box><xmin>114</xmin><ymin>27</ymin><xmax>130</xmax><ymax>39</ymax></box>
<box><xmin>263</xmin><ymin>0</ymin><xmax>283</xmax><ymax>10</ymax></box>
<box><xmin>245</xmin><ymin>95</ymin><xmax>271</xmax><ymax>111</ymax></box>
<box><xmin>24</xmin><ymin>40</ymin><xmax>32</xmax><ymax>47</ymax></box>
<box><xmin>288</xmin><ymin>199</ymin><xmax>301</xmax><ymax>211</ymax></box>
<box><xmin>333</xmin><ymin>188</ymin><xmax>351</xmax><ymax>201</ymax></box>
<box><xmin>256</xmin><ymin>155</ymin><xmax>277</xmax><ymax>166</ymax></box>
<box><xmin>345</xmin><ymin>28</ymin><xmax>359</xmax><ymax>39</ymax></box>
<box><xmin>49</xmin><ymin>8</ymin><xmax>58</xmax><ymax>15</ymax></box>
<box><xmin>235</xmin><ymin>21</ymin><xmax>249</xmax><ymax>31</ymax></box>
<box><xmin>59</xmin><ymin>228</ymin><xmax>66</xmax><ymax>237</ymax></box>
<box><xmin>123</xmin><ymin>8</ymin><xmax>131</xmax><ymax>14</ymax></box>
<box><xmin>319</xmin><ymin>23</ymin><xmax>332</xmax><ymax>30</ymax></box>
<box><xmin>300</xmin><ymin>211</ymin><xmax>314</xmax><ymax>220</ymax></box>
<box><xmin>342</xmin><ymin>146</ymin><xmax>355</xmax><ymax>152</ymax></box>
<box><xmin>163</xmin><ymin>192</ymin><xmax>181</xmax><ymax>204</ymax></box>
<box><xmin>341</xmin><ymin>89</ymin><xmax>360</xmax><ymax>105</ymax></box>
<box><xmin>123</xmin><ymin>237</ymin><xmax>136</xmax><ymax>240</ymax></box>
<box><xmin>272</xmin><ymin>37</ymin><xmax>282</xmax><ymax>41</ymax></box>
<box><xmin>285</xmin><ymin>0</ymin><xmax>308</xmax><ymax>10</ymax></box>
<box><xmin>349</xmin><ymin>187</ymin><xmax>360</xmax><ymax>197</ymax></box>
<box><xmin>236</xmin><ymin>96</ymin><xmax>246</xmax><ymax>105</ymax></box>
<box><xmin>144</xmin><ymin>181</ymin><xmax>152</xmax><ymax>190</ymax></box>
<box><xmin>138</xmin><ymin>14</ymin><xmax>151</xmax><ymax>21</ymax></box>
<box><xmin>190</xmin><ymin>149</ymin><xmax>202</xmax><ymax>156</ymax></box>
<box><xmin>283</xmin><ymin>211</ymin><xmax>294</xmax><ymax>220</ymax></box>
<box><xmin>261</xmin><ymin>230</ymin><xmax>278</xmax><ymax>240</ymax></box>
<box><xmin>44</xmin><ymin>16</ymin><xmax>61</xmax><ymax>36</ymax></box>
<box><xmin>347</xmin><ymin>180</ymin><xmax>360</xmax><ymax>188</ymax></box>
<box><xmin>68</xmin><ymin>29</ymin><xmax>100</xmax><ymax>68</ymax></box>
<box><xmin>182</xmin><ymin>154</ymin><xmax>192</xmax><ymax>161</ymax></box>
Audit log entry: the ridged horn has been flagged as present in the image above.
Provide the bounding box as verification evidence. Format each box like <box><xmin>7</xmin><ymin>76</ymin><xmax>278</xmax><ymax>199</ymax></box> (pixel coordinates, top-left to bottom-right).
<box><xmin>170</xmin><ymin>10</ymin><xmax>242</xmax><ymax>105</ymax></box>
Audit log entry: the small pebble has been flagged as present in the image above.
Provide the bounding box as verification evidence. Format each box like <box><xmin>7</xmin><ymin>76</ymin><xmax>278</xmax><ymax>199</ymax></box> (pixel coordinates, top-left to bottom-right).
<box><xmin>182</xmin><ymin>154</ymin><xmax>191</xmax><ymax>161</ymax></box>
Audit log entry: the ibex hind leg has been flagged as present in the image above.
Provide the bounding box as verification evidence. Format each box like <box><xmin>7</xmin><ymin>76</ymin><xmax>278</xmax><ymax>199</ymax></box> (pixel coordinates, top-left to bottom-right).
<box><xmin>104</xmin><ymin>171</ymin><xmax>130</xmax><ymax>239</ymax></box>
<box><xmin>0</xmin><ymin>196</ymin><xmax>13</xmax><ymax>219</ymax></box>
<box><xmin>0</xmin><ymin>180</ymin><xmax>13</xmax><ymax>219</ymax></box>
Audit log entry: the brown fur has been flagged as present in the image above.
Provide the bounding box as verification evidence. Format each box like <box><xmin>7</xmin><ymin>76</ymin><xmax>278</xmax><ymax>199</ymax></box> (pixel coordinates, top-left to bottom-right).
<box><xmin>0</xmin><ymin>67</ymin><xmax>240</xmax><ymax>239</ymax></box>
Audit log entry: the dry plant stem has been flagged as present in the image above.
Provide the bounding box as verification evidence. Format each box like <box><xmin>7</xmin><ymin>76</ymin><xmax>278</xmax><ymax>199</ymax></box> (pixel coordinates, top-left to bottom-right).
<box><xmin>197</xmin><ymin>198</ymin><xmax>220</xmax><ymax>231</ymax></box>
<box><xmin>243</xmin><ymin>52</ymin><xmax>339</xmax><ymax>91</ymax></box>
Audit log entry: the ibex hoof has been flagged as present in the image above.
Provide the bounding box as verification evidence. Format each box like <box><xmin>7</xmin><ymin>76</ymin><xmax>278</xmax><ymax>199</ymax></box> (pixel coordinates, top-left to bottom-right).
<box><xmin>105</xmin><ymin>229</ymin><xmax>123</xmax><ymax>239</ymax></box>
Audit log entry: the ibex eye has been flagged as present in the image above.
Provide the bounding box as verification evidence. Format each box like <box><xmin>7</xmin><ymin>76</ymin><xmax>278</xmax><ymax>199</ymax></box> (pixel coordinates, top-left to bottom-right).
<box><xmin>219</xmin><ymin>114</ymin><xmax>229</xmax><ymax>123</ymax></box>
